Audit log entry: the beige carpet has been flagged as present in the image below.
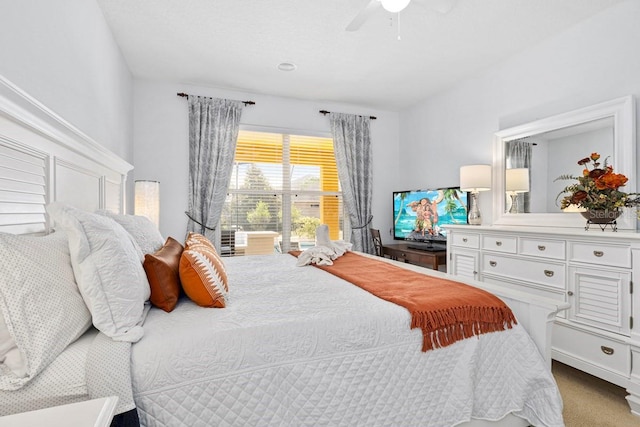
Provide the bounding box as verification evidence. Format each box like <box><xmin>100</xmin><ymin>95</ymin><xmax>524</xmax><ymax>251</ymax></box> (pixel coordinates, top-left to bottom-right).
<box><xmin>552</xmin><ymin>361</ymin><xmax>640</xmax><ymax>426</ymax></box>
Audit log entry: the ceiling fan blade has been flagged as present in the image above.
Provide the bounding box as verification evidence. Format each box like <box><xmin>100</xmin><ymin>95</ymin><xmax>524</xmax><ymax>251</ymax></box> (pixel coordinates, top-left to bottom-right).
<box><xmin>429</xmin><ymin>0</ymin><xmax>457</xmax><ymax>14</ymax></box>
<box><xmin>345</xmin><ymin>0</ymin><xmax>381</xmax><ymax>32</ymax></box>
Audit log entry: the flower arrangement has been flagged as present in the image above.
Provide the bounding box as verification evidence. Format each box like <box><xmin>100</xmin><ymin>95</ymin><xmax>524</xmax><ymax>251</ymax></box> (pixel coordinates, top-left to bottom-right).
<box><xmin>555</xmin><ymin>152</ymin><xmax>640</xmax><ymax>211</ymax></box>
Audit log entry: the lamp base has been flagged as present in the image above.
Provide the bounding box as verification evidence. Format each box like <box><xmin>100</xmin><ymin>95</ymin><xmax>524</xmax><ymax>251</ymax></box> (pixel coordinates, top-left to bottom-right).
<box><xmin>468</xmin><ymin>192</ymin><xmax>482</xmax><ymax>225</ymax></box>
<box><xmin>508</xmin><ymin>192</ymin><xmax>520</xmax><ymax>214</ymax></box>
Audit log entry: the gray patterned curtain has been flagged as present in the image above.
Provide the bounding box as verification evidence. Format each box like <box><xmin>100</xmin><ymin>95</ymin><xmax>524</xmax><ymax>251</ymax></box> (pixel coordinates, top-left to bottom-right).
<box><xmin>330</xmin><ymin>113</ymin><xmax>374</xmax><ymax>254</ymax></box>
<box><xmin>186</xmin><ymin>96</ymin><xmax>243</xmax><ymax>243</ymax></box>
<box><xmin>505</xmin><ymin>139</ymin><xmax>533</xmax><ymax>213</ymax></box>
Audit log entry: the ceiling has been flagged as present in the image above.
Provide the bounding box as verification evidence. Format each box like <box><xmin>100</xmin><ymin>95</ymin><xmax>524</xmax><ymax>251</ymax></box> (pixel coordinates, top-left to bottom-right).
<box><xmin>96</xmin><ymin>0</ymin><xmax>624</xmax><ymax>111</ymax></box>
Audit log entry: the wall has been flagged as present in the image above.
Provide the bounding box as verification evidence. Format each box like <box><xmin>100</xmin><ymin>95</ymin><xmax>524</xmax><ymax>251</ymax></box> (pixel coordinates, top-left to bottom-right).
<box><xmin>133</xmin><ymin>80</ymin><xmax>400</xmax><ymax>241</ymax></box>
<box><xmin>0</xmin><ymin>0</ymin><xmax>133</xmax><ymax>163</ymax></box>
<box><xmin>399</xmin><ymin>0</ymin><xmax>640</xmax><ymax>225</ymax></box>
<box><xmin>545</xmin><ymin>127</ymin><xmax>612</xmax><ymax>212</ymax></box>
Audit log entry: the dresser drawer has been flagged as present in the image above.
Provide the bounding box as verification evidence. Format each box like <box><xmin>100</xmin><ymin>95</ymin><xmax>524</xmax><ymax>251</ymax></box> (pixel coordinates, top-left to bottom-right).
<box><xmin>553</xmin><ymin>322</ymin><xmax>630</xmax><ymax>378</ymax></box>
<box><xmin>451</xmin><ymin>232</ymin><xmax>479</xmax><ymax>249</ymax></box>
<box><xmin>481</xmin><ymin>253</ymin><xmax>565</xmax><ymax>290</ymax></box>
<box><xmin>482</xmin><ymin>274</ymin><xmax>566</xmax><ymax>304</ymax></box>
<box><xmin>569</xmin><ymin>242</ymin><xmax>631</xmax><ymax>268</ymax></box>
<box><xmin>481</xmin><ymin>235</ymin><xmax>517</xmax><ymax>254</ymax></box>
<box><xmin>519</xmin><ymin>238</ymin><xmax>565</xmax><ymax>260</ymax></box>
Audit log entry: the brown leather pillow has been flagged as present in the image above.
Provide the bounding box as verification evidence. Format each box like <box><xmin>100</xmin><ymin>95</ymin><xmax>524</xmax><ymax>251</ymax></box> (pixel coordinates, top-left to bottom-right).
<box><xmin>143</xmin><ymin>237</ymin><xmax>184</xmax><ymax>312</ymax></box>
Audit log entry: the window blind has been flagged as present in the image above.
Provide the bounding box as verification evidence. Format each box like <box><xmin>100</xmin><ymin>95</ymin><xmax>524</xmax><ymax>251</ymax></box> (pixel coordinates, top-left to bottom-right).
<box><xmin>219</xmin><ymin>130</ymin><xmax>345</xmax><ymax>256</ymax></box>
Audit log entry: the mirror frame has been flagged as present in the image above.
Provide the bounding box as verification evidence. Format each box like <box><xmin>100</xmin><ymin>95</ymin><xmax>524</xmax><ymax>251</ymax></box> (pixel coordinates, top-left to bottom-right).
<box><xmin>493</xmin><ymin>95</ymin><xmax>636</xmax><ymax>229</ymax></box>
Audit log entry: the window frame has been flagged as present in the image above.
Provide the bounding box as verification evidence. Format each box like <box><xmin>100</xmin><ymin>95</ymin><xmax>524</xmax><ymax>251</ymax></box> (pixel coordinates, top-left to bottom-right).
<box><xmin>218</xmin><ymin>126</ymin><xmax>349</xmax><ymax>255</ymax></box>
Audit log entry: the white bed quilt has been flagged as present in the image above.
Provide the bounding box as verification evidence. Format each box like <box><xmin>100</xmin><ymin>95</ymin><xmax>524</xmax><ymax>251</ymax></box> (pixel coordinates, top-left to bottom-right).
<box><xmin>132</xmin><ymin>254</ymin><xmax>563</xmax><ymax>427</ymax></box>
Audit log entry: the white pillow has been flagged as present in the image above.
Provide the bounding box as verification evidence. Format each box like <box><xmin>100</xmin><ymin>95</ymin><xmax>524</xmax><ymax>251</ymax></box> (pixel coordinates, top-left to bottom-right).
<box><xmin>0</xmin><ymin>312</ymin><xmax>27</xmax><ymax>378</ymax></box>
<box><xmin>96</xmin><ymin>210</ymin><xmax>164</xmax><ymax>255</ymax></box>
<box><xmin>0</xmin><ymin>231</ymin><xmax>92</xmax><ymax>390</ymax></box>
<box><xmin>47</xmin><ymin>203</ymin><xmax>150</xmax><ymax>343</ymax></box>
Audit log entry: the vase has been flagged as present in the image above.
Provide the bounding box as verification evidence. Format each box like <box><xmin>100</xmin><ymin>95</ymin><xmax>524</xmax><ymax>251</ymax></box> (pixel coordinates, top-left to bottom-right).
<box><xmin>581</xmin><ymin>209</ymin><xmax>622</xmax><ymax>231</ymax></box>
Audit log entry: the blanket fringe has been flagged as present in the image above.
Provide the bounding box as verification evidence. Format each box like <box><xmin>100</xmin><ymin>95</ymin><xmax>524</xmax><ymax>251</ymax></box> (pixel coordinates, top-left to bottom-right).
<box><xmin>411</xmin><ymin>306</ymin><xmax>518</xmax><ymax>351</ymax></box>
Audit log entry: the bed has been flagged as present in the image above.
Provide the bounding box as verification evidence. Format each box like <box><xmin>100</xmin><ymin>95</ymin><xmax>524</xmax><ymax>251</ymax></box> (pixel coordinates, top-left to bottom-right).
<box><xmin>0</xmin><ymin>75</ymin><xmax>567</xmax><ymax>426</ymax></box>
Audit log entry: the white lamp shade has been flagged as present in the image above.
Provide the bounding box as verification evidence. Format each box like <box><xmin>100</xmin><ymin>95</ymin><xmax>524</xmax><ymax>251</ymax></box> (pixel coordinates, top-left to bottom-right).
<box><xmin>506</xmin><ymin>168</ymin><xmax>529</xmax><ymax>193</ymax></box>
<box><xmin>381</xmin><ymin>0</ymin><xmax>411</xmax><ymax>13</ymax></box>
<box><xmin>134</xmin><ymin>180</ymin><xmax>160</xmax><ymax>227</ymax></box>
<box><xmin>460</xmin><ymin>165</ymin><xmax>491</xmax><ymax>192</ymax></box>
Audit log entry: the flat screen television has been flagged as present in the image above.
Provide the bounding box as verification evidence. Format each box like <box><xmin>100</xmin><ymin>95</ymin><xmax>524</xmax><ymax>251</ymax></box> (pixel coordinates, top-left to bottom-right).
<box><xmin>393</xmin><ymin>187</ymin><xmax>469</xmax><ymax>248</ymax></box>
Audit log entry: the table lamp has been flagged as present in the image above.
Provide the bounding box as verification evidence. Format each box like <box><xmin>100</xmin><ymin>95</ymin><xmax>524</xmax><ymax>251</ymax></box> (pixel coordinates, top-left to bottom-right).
<box><xmin>134</xmin><ymin>180</ymin><xmax>160</xmax><ymax>228</ymax></box>
<box><xmin>460</xmin><ymin>165</ymin><xmax>491</xmax><ymax>225</ymax></box>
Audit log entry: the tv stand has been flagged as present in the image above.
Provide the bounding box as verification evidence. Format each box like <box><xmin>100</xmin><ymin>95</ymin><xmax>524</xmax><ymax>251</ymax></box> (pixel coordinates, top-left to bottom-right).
<box><xmin>407</xmin><ymin>244</ymin><xmax>446</xmax><ymax>252</ymax></box>
<box><xmin>382</xmin><ymin>243</ymin><xmax>447</xmax><ymax>271</ymax></box>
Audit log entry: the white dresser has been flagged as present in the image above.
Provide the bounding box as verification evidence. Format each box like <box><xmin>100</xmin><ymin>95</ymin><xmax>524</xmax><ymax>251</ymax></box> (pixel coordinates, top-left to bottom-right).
<box><xmin>446</xmin><ymin>224</ymin><xmax>640</xmax><ymax>415</ymax></box>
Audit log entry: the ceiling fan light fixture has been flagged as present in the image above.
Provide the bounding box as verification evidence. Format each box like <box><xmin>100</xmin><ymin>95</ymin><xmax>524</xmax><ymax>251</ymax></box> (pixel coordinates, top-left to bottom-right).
<box><xmin>380</xmin><ymin>0</ymin><xmax>411</xmax><ymax>13</ymax></box>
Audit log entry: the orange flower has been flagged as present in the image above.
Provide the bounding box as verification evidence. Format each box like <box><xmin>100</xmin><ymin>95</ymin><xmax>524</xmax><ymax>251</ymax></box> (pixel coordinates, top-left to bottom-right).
<box><xmin>582</xmin><ymin>168</ymin><xmax>589</xmax><ymax>176</ymax></box>
<box><xmin>595</xmin><ymin>172</ymin><xmax>628</xmax><ymax>190</ymax></box>
<box><xmin>590</xmin><ymin>153</ymin><xmax>601</xmax><ymax>161</ymax></box>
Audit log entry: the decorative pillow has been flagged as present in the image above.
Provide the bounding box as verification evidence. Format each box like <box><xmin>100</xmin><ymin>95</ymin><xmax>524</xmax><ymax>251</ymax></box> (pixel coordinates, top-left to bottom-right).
<box><xmin>96</xmin><ymin>210</ymin><xmax>164</xmax><ymax>255</ymax></box>
<box><xmin>179</xmin><ymin>244</ymin><xmax>228</xmax><ymax>307</ymax></box>
<box><xmin>0</xmin><ymin>231</ymin><xmax>92</xmax><ymax>390</ymax></box>
<box><xmin>46</xmin><ymin>203</ymin><xmax>150</xmax><ymax>343</ymax></box>
<box><xmin>184</xmin><ymin>233</ymin><xmax>228</xmax><ymax>292</ymax></box>
<box><xmin>144</xmin><ymin>237</ymin><xmax>184</xmax><ymax>312</ymax></box>
<box><xmin>185</xmin><ymin>231</ymin><xmax>215</xmax><ymax>250</ymax></box>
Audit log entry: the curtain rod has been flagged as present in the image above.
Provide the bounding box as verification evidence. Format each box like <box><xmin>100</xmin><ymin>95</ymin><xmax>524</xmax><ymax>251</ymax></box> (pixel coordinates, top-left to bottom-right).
<box><xmin>319</xmin><ymin>110</ymin><xmax>377</xmax><ymax>120</ymax></box>
<box><xmin>177</xmin><ymin>92</ymin><xmax>255</xmax><ymax>106</ymax></box>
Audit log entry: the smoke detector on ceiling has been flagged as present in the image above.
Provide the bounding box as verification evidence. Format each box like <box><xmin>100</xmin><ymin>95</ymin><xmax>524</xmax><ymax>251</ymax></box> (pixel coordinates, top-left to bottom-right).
<box><xmin>277</xmin><ymin>62</ymin><xmax>297</xmax><ymax>72</ymax></box>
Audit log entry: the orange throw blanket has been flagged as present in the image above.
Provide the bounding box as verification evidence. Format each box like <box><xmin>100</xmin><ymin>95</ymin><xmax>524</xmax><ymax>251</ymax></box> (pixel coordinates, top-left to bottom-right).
<box><xmin>290</xmin><ymin>251</ymin><xmax>517</xmax><ymax>351</ymax></box>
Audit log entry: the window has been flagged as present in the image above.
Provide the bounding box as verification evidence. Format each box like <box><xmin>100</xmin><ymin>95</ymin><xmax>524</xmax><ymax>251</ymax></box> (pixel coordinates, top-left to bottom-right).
<box><xmin>219</xmin><ymin>130</ymin><xmax>346</xmax><ymax>256</ymax></box>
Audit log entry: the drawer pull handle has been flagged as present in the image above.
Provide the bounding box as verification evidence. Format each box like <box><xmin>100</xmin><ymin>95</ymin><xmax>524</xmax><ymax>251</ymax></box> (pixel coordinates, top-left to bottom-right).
<box><xmin>495</xmin><ymin>241</ymin><xmax>502</xmax><ymax>246</ymax></box>
<box><xmin>567</xmin><ymin>291</ymin><xmax>574</xmax><ymax>296</ymax></box>
<box><xmin>544</xmin><ymin>270</ymin><xmax>554</xmax><ymax>277</ymax></box>
<box><xmin>538</xmin><ymin>245</ymin><xmax>546</xmax><ymax>251</ymax></box>
<box><xmin>489</xmin><ymin>261</ymin><xmax>497</xmax><ymax>267</ymax></box>
<box><xmin>462</xmin><ymin>238</ymin><xmax>468</xmax><ymax>243</ymax></box>
<box><xmin>594</xmin><ymin>250</ymin><xmax>604</xmax><ymax>257</ymax></box>
<box><xmin>601</xmin><ymin>346</ymin><xmax>614</xmax><ymax>356</ymax></box>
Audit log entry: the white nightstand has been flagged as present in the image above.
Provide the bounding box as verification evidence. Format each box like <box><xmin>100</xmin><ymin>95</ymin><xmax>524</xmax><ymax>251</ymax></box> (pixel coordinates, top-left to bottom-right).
<box><xmin>0</xmin><ymin>396</ymin><xmax>118</xmax><ymax>427</ymax></box>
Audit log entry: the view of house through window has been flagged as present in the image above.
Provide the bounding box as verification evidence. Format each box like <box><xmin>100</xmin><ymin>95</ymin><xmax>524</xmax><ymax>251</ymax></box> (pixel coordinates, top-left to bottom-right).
<box><xmin>219</xmin><ymin>130</ymin><xmax>345</xmax><ymax>256</ymax></box>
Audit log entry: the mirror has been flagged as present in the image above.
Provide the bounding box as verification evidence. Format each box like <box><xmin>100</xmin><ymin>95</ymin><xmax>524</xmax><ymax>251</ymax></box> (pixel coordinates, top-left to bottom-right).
<box><xmin>493</xmin><ymin>95</ymin><xmax>636</xmax><ymax>229</ymax></box>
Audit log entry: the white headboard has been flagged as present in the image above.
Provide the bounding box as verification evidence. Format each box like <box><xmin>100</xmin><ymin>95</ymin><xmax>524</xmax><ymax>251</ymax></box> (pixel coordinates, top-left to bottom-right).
<box><xmin>0</xmin><ymin>75</ymin><xmax>132</xmax><ymax>234</ymax></box>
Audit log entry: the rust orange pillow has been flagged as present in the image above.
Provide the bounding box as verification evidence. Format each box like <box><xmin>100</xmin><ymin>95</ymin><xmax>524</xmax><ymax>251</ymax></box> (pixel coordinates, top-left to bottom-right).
<box><xmin>143</xmin><ymin>237</ymin><xmax>184</xmax><ymax>312</ymax></box>
<box><xmin>179</xmin><ymin>244</ymin><xmax>228</xmax><ymax>307</ymax></box>
<box><xmin>185</xmin><ymin>232</ymin><xmax>214</xmax><ymax>250</ymax></box>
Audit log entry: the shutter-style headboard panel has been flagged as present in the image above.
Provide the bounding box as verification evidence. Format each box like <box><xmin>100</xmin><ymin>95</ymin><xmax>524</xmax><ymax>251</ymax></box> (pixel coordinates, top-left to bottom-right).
<box><xmin>0</xmin><ymin>140</ymin><xmax>47</xmax><ymax>234</ymax></box>
<box><xmin>0</xmin><ymin>75</ymin><xmax>132</xmax><ymax>234</ymax></box>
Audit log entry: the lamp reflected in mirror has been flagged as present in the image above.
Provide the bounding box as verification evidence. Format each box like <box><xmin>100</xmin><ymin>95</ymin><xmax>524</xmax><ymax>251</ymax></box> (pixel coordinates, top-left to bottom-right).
<box><xmin>506</xmin><ymin>168</ymin><xmax>529</xmax><ymax>214</ymax></box>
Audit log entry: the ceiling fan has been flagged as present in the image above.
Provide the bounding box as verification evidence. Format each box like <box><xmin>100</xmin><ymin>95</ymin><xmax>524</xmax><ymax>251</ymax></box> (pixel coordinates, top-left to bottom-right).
<box><xmin>346</xmin><ymin>0</ymin><xmax>457</xmax><ymax>31</ymax></box>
